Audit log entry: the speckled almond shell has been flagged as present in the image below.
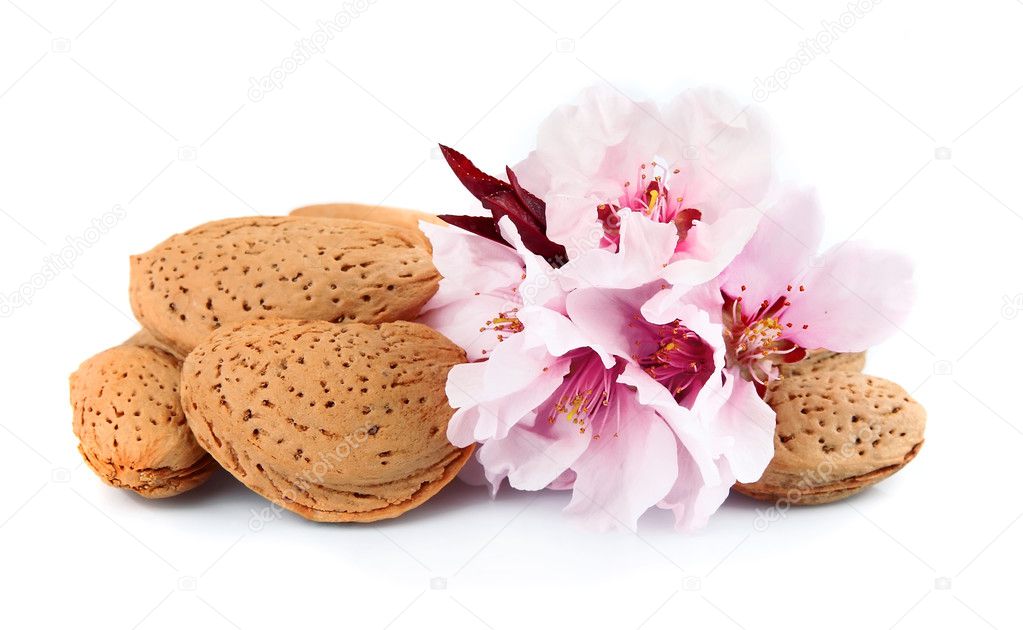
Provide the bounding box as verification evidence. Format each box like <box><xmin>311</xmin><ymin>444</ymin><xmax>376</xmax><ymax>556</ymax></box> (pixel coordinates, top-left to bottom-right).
<box><xmin>123</xmin><ymin>328</ymin><xmax>184</xmax><ymax>360</ymax></box>
<box><xmin>289</xmin><ymin>203</ymin><xmax>446</xmax><ymax>250</ymax></box>
<box><xmin>129</xmin><ymin>216</ymin><xmax>439</xmax><ymax>356</ymax></box>
<box><xmin>181</xmin><ymin>318</ymin><xmax>472</xmax><ymax>523</ymax></box>
<box><xmin>70</xmin><ymin>341</ymin><xmax>215</xmax><ymax>498</ymax></box>
<box><xmin>779</xmin><ymin>349</ymin><xmax>867</xmax><ymax>378</ymax></box>
<box><xmin>735</xmin><ymin>371</ymin><xmax>925</xmax><ymax>505</ymax></box>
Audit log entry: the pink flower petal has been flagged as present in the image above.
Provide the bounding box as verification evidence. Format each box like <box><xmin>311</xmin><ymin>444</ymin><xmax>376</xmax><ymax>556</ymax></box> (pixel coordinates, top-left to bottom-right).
<box><xmin>617</xmin><ymin>363</ymin><xmax>719</xmax><ymax>487</ymax></box>
<box><xmin>660</xmin><ymin>87</ymin><xmax>774</xmax><ymax>217</ymax></box>
<box><xmin>558</xmin><ymin>210</ymin><xmax>679</xmax><ymax>290</ymax></box>
<box><xmin>564</xmin><ymin>285</ymin><xmax>657</xmax><ymax>362</ymax></box>
<box><xmin>478</xmin><ymin>412</ymin><xmax>591</xmax><ymax>493</ymax></box>
<box><xmin>785</xmin><ymin>241</ymin><xmax>914</xmax><ymax>352</ymax></box>
<box><xmin>446</xmin><ymin>346</ymin><xmax>571</xmax><ymax>445</ymax></box>
<box><xmin>659</xmin><ymin>456</ymin><xmax>734</xmax><ymax>532</ymax></box>
<box><xmin>479</xmin><ymin>334</ymin><xmax>557</xmax><ymax>399</ymax></box>
<box><xmin>640</xmin><ymin>300</ymin><xmax>726</xmax><ymax>359</ymax></box>
<box><xmin>418</xmin><ymin>294</ymin><xmax>514</xmax><ymax>362</ymax></box>
<box><xmin>543</xmin><ymin>193</ymin><xmax>603</xmax><ymax>252</ymax></box>
<box><xmin>511</xmin><ymin>150</ymin><xmax>552</xmax><ymax>198</ymax></box>
<box><xmin>532</xmin><ymin>86</ymin><xmax>647</xmax><ymax>181</ymax></box>
<box><xmin>663</xmin><ymin>206</ymin><xmax>762</xmax><ymax>289</ymax></box>
<box><xmin>447</xmin><ymin>390</ymin><xmax>485</xmax><ymax>448</ymax></box>
<box><xmin>495</xmin><ymin>217</ymin><xmax>563</xmax><ymax>309</ymax></box>
<box><xmin>417</xmin><ymin>221</ymin><xmax>528</xmax><ymax>360</ymax></box>
<box><xmin>699</xmin><ymin>373</ymin><xmax>776</xmax><ymax>483</ymax></box>
<box><xmin>517</xmin><ymin>305</ymin><xmax>615</xmax><ymax>367</ymax></box>
<box><xmin>716</xmin><ymin>187</ymin><xmax>823</xmax><ymax>309</ymax></box>
<box><xmin>548</xmin><ymin>469</ymin><xmax>576</xmax><ymax>490</ymax></box>
<box><xmin>418</xmin><ymin>221</ymin><xmax>524</xmax><ymax>309</ymax></box>
<box><xmin>563</xmin><ymin>389</ymin><xmax>679</xmax><ymax>532</ymax></box>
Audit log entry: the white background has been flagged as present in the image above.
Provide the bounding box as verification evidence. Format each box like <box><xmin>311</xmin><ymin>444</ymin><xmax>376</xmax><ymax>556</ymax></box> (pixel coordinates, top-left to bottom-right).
<box><xmin>1</xmin><ymin>1</ymin><xmax>1020</xmax><ymax>628</ymax></box>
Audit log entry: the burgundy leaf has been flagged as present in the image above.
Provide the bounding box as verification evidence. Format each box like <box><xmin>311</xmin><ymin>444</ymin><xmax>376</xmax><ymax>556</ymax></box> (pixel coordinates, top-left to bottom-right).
<box><xmin>436</xmin><ymin>214</ymin><xmax>504</xmax><ymax>244</ymax></box>
<box><xmin>438</xmin><ymin>144</ymin><xmax>567</xmax><ymax>266</ymax></box>
<box><xmin>439</xmin><ymin>146</ymin><xmax>540</xmax><ymax>234</ymax></box>
<box><xmin>439</xmin><ymin>144</ymin><xmax>511</xmax><ymax>200</ymax></box>
<box><xmin>505</xmin><ymin>166</ymin><xmax>546</xmax><ymax>225</ymax></box>
<box><xmin>505</xmin><ymin>210</ymin><xmax>567</xmax><ymax>264</ymax></box>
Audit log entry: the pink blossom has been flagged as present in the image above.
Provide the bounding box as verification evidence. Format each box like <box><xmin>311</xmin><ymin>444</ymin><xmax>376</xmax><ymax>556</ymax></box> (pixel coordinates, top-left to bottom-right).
<box><xmin>417</xmin><ymin>216</ymin><xmax>563</xmax><ymax>361</ymax></box>
<box><xmin>515</xmin><ymin>86</ymin><xmax>775</xmax><ymax>289</ymax></box>
<box><xmin>445</xmin><ymin>283</ymin><xmax>772</xmax><ymax>532</ymax></box>
<box><xmin>649</xmin><ymin>187</ymin><xmax>915</xmax><ymax>388</ymax></box>
<box><xmin>426</xmin><ymin>86</ymin><xmax>912</xmax><ymax>534</ymax></box>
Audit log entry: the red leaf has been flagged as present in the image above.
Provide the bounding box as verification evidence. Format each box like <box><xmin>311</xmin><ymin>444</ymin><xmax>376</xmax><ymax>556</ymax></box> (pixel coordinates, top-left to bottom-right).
<box><xmin>438</xmin><ymin>144</ymin><xmax>567</xmax><ymax>266</ymax></box>
<box><xmin>505</xmin><ymin>166</ymin><xmax>546</xmax><ymax>225</ymax></box>
<box><xmin>439</xmin><ymin>145</ymin><xmax>541</xmax><ymax>235</ymax></box>
<box><xmin>439</xmin><ymin>144</ymin><xmax>510</xmax><ymax>200</ymax></box>
<box><xmin>436</xmin><ymin>214</ymin><xmax>504</xmax><ymax>244</ymax></box>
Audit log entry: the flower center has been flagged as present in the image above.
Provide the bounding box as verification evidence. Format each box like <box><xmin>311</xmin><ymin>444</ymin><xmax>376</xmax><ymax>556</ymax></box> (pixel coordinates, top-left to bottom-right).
<box><xmin>478</xmin><ymin>309</ymin><xmax>524</xmax><ymax>356</ymax></box>
<box><xmin>543</xmin><ymin>352</ymin><xmax>621</xmax><ymax>436</ymax></box>
<box><xmin>638</xmin><ymin>320</ymin><xmax>713</xmax><ymax>407</ymax></box>
<box><xmin>736</xmin><ymin>316</ymin><xmax>783</xmax><ymax>355</ymax></box>
<box><xmin>598</xmin><ymin>160</ymin><xmax>702</xmax><ymax>248</ymax></box>
<box><xmin>723</xmin><ymin>286</ymin><xmax>808</xmax><ymax>387</ymax></box>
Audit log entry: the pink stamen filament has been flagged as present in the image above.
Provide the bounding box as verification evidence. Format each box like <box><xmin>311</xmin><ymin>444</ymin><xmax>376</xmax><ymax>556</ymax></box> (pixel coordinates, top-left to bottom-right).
<box><xmin>638</xmin><ymin>321</ymin><xmax>712</xmax><ymax>404</ymax></box>
<box><xmin>598</xmin><ymin>160</ymin><xmax>701</xmax><ymax>248</ymax></box>
<box><xmin>545</xmin><ymin>353</ymin><xmax>620</xmax><ymax>436</ymax></box>
<box><xmin>480</xmin><ymin>310</ymin><xmax>524</xmax><ymax>343</ymax></box>
<box><xmin>723</xmin><ymin>287</ymin><xmax>809</xmax><ymax>386</ymax></box>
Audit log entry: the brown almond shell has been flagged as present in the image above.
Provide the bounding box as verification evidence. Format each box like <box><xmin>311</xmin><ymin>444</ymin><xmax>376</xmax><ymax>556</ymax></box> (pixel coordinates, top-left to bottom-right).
<box><xmin>289</xmin><ymin>203</ymin><xmax>446</xmax><ymax>250</ymax></box>
<box><xmin>129</xmin><ymin>216</ymin><xmax>439</xmax><ymax>356</ymax></box>
<box><xmin>181</xmin><ymin>318</ymin><xmax>472</xmax><ymax>522</ymax></box>
<box><xmin>735</xmin><ymin>371</ymin><xmax>925</xmax><ymax>505</ymax></box>
<box><xmin>70</xmin><ymin>343</ymin><xmax>215</xmax><ymax>498</ymax></box>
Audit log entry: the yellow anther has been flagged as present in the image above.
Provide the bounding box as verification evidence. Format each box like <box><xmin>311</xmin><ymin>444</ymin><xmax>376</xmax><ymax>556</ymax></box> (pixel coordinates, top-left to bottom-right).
<box><xmin>647</xmin><ymin>189</ymin><xmax>659</xmax><ymax>213</ymax></box>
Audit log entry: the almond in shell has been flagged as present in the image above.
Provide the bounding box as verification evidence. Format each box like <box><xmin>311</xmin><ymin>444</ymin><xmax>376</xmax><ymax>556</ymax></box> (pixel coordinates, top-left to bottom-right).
<box><xmin>129</xmin><ymin>216</ymin><xmax>439</xmax><ymax>356</ymax></box>
<box><xmin>779</xmin><ymin>349</ymin><xmax>866</xmax><ymax>378</ymax></box>
<box><xmin>181</xmin><ymin>318</ymin><xmax>472</xmax><ymax>522</ymax></box>
<box><xmin>290</xmin><ymin>202</ymin><xmax>445</xmax><ymax>249</ymax></box>
<box><xmin>70</xmin><ymin>335</ymin><xmax>215</xmax><ymax>498</ymax></box>
<box><xmin>734</xmin><ymin>371</ymin><xmax>925</xmax><ymax>505</ymax></box>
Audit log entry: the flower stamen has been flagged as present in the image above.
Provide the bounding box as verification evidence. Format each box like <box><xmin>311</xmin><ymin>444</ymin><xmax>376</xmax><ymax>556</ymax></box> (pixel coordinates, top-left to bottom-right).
<box><xmin>638</xmin><ymin>320</ymin><xmax>713</xmax><ymax>407</ymax></box>
<box><xmin>722</xmin><ymin>289</ymin><xmax>808</xmax><ymax>391</ymax></box>
<box><xmin>480</xmin><ymin>310</ymin><xmax>524</xmax><ymax>342</ymax></box>
<box><xmin>543</xmin><ymin>353</ymin><xmax>619</xmax><ymax>435</ymax></box>
<box><xmin>598</xmin><ymin>159</ymin><xmax>703</xmax><ymax>249</ymax></box>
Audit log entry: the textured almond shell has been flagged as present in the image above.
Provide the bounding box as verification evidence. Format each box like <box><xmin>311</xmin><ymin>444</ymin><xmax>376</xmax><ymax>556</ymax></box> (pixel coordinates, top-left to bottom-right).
<box><xmin>735</xmin><ymin>371</ymin><xmax>925</xmax><ymax>505</ymax></box>
<box><xmin>129</xmin><ymin>216</ymin><xmax>439</xmax><ymax>356</ymax></box>
<box><xmin>181</xmin><ymin>318</ymin><xmax>472</xmax><ymax>522</ymax></box>
<box><xmin>779</xmin><ymin>349</ymin><xmax>867</xmax><ymax>378</ymax></box>
<box><xmin>123</xmin><ymin>328</ymin><xmax>183</xmax><ymax>360</ymax></box>
<box><xmin>289</xmin><ymin>203</ymin><xmax>445</xmax><ymax>249</ymax></box>
<box><xmin>70</xmin><ymin>343</ymin><xmax>215</xmax><ymax>498</ymax></box>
